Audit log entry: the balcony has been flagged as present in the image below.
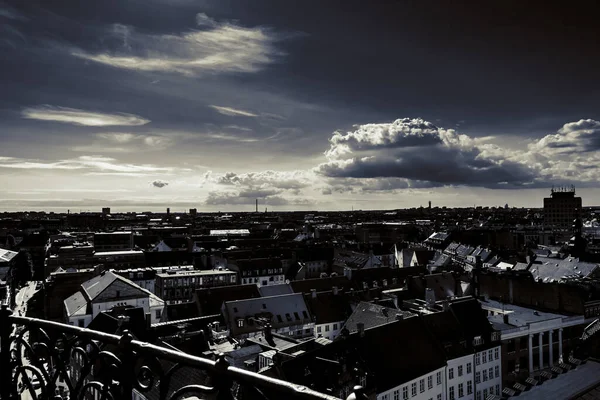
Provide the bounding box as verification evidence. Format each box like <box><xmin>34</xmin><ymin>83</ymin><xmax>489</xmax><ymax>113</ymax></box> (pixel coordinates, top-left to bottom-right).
<box><xmin>0</xmin><ymin>305</ymin><xmax>366</xmax><ymax>400</ymax></box>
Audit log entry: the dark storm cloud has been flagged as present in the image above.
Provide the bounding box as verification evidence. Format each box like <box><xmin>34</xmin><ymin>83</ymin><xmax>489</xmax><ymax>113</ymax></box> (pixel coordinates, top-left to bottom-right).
<box><xmin>318</xmin><ymin>118</ymin><xmax>538</xmax><ymax>189</ymax></box>
<box><xmin>151</xmin><ymin>180</ymin><xmax>169</xmax><ymax>188</ymax></box>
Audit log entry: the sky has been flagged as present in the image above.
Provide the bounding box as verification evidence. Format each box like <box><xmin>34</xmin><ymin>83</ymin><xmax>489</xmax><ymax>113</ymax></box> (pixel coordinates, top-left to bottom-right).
<box><xmin>2</xmin><ymin>0</ymin><xmax>600</xmax><ymax>212</ymax></box>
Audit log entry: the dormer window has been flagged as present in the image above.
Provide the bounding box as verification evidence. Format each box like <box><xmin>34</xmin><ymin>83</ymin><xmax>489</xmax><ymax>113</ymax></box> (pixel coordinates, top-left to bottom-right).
<box><xmin>237</xmin><ymin>319</ymin><xmax>244</xmax><ymax>328</ymax></box>
<box><xmin>473</xmin><ymin>336</ymin><xmax>483</xmax><ymax>346</ymax></box>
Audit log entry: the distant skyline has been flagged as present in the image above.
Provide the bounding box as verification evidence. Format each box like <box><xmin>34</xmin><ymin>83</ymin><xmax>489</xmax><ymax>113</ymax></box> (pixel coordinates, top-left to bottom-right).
<box><xmin>2</xmin><ymin>1</ymin><xmax>600</xmax><ymax>212</ymax></box>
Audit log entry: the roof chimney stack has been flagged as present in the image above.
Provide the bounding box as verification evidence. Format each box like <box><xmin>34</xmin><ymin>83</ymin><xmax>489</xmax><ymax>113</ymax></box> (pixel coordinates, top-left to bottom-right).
<box><xmin>332</xmin><ymin>286</ymin><xmax>339</xmax><ymax>295</ymax></box>
<box><xmin>311</xmin><ymin>288</ymin><xmax>317</xmax><ymax>299</ymax></box>
<box><xmin>357</xmin><ymin>322</ymin><xmax>365</xmax><ymax>337</ymax></box>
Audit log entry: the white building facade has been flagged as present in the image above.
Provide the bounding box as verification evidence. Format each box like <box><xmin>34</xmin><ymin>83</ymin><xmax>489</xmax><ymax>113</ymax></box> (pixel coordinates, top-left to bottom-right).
<box><xmin>473</xmin><ymin>345</ymin><xmax>502</xmax><ymax>400</ymax></box>
<box><xmin>446</xmin><ymin>354</ymin><xmax>474</xmax><ymax>400</ymax></box>
<box><xmin>377</xmin><ymin>366</ymin><xmax>446</xmax><ymax>400</ymax></box>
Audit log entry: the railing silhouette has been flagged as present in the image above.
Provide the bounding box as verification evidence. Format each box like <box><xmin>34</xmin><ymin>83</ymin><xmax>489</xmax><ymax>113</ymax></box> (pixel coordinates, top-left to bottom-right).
<box><xmin>0</xmin><ymin>305</ymin><xmax>367</xmax><ymax>400</ymax></box>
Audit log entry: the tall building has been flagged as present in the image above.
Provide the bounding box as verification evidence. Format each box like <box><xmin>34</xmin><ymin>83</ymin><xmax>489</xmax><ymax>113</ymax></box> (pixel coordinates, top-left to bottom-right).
<box><xmin>543</xmin><ymin>186</ymin><xmax>582</xmax><ymax>229</ymax></box>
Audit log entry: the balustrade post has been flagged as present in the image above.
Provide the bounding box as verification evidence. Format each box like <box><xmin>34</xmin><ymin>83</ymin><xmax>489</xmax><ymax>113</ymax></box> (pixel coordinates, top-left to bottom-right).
<box><xmin>118</xmin><ymin>330</ymin><xmax>135</xmax><ymax>398</ymax></box>
<box><xmin>0</xmin><ymin>304</ymin><xmax>15</xmax><ymax>400</ymax></box>
<box><xmin>214</xmin><ymin>353</ymin><xmax>234</xmax><ymax>400</ymax></box>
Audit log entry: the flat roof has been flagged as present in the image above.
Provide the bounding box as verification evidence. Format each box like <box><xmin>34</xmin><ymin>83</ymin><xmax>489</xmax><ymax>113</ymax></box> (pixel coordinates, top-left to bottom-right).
<box><xmin>94</xmin><ymin>250</ymin><xmax>144</xmax><ymax>256</ymax></box>
<box><xmin>481</xmin><ymin>299</ymin><xmax>567</xmax><ymax>328</ymax></box>
<box><xmin>210</xmin><ymin>229</ymin><xmax>250</xmax><ymax>235</ymax></box>
<box><xmin>516</xmin><ymin>360</ymin><xmax>600</xmax><ymax>400</ymax></box>
<box><xmin>156</xmin><ymin>269</ymin><xmax>236</xmax><ymax>277</ymax></box>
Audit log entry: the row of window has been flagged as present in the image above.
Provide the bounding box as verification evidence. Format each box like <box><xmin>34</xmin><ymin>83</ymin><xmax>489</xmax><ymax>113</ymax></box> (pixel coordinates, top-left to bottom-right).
<box><xmin>448</xmin><ymin>362</ymin><xmax>472</xmax><ymax>380</ymax></box>
<box><xmin>316</xmin><ymin>323</ymin><xmax>339</xmax><ymax>333</ymax></box>
<box><xmin>475</xmin><ymin>366</ymin><xmax>500</xmax><ymax>383</ymax></box>
<box><xmin>476</xmin><ymin>385</ymin><xmax>501</xmax><ymax>400</ymax></box>
<box><xmin>242</xmin><ymin>275</ymin><xmax>284</xmax><ymax>284</ymax></box>
<box><xmin>386</xmin><ymin>371</ymin><xmax>443</xmax><ymax>400</ymax></box>
<box><xmin>241</xmin><ymin>268</ymin><xmax>284</xmax><ymax>276</ymax></box>
<box><xmin>475</xmin><ymin>348</ymin><xmax>500</xmax><ymax>365</ymax></box>
<box><xmin>448</xmin><ymin>380</ymin><xmax>473</xmax><ymax>400</ymax></box>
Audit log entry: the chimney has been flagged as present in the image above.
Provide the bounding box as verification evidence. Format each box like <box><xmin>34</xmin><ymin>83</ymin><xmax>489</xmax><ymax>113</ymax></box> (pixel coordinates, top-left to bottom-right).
<box><xmin>442</xmin><ymin>300</ymin><xmax>450</xmax><ymax>312</ymax></box>
<box><xmin>425</xmin><ymin>288</ymin><xmax>436</xmax><ymax>308</ymax></box>
<box><xmin>357</xmin><ymin>322</ymin><xmax>365</xmax><ymax>337</ymax></box>
<box><xmin>265</xmin><ymin>323</ymin><xmax>273</xmax><ymax>342</ymax></box>
<box><xmin>503</xmin><ymin>314</ymin><xmax>509</xmax><ymax>324</ymax></box>
<box><xmin>332</xmin><ymin>286</ymin><xmax>339</xmax><ymax>295</ymax></box>
<box><xmin>311</xmin><ymin>289</ymin><xmax>317</xmax><ymax>299</ymax></box>
<box><xmin>145</xmin><ymin>312</ymin><xmax>152</xmax><ymax>329</ymax></box>
<box><xmin>382</xmin><ymin>279</ymin><xmax>388</xmax><ymax>287</ymax></box>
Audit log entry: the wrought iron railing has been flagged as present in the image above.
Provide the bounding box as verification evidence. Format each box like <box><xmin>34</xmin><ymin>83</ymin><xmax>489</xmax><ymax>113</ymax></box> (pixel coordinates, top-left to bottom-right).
<box><xmin>0</xmin><ymin>305</ymin><xmax>366</xmax><ymax>400</ymax></box>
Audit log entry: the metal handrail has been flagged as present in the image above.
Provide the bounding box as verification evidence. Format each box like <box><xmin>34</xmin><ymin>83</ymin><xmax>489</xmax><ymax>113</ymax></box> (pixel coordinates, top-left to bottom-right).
<box><xmin>8</xmin><ymin>315</ymin><xmax>338</xmax><ymax>399</ymax></box>
<box><xmin>0</xmin><ymin>306</ymin><xmax>366</xmax><ymax>400</ymax></box>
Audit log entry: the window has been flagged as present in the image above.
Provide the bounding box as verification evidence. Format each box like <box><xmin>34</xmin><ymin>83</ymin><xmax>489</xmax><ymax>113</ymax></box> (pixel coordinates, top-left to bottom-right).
<box><xmin>458</xmin><ymin>383</ymin><xmax>464</xmax><ymax>398</ymax></box>
<box><xmin>411</xmin><ymin>382</ymin><xmax>417</xmax><ymax>396</ymax></box>
<box><xmin>449</xmin><ymin>386</ymin><xmax>455</xmax><ymax>400</ymax></box>
<box><xmin>302</xmin><ymin>310</ymin><xmax>309</xmax><ymax>319</ymax></box>
<box><xmin>155</xmin><ymin>309</ymin><xmax>162</xmax><ymax>319</ymax></box>
<box><xmin>488</xmin><ymin>349</ymin><xmax>493</xmax><ymax>361</ymax></box>
<box><xmin>78</xmin><ymin>319</ymin><xmax>85</xmax><ymax>327</ymax></box>
<box><xmin>482</xmin><ymin>351</ymin><xmax>487</xmax><ymax>364</ymax></box>
<box><xmin>333</xmin><ymin>323</ymin><xmax>338</xmax><ymax>330</ymax></box>
<box><xmin>458</xmin><ymin>365</ymin><xmax>463</xmax><ymax>377</ymax></box>
<box><xmin>317</xmin><ymin>326</ymin><xmax>322</xmax><ymax>333</ymax></box>
<box><xmin>476</xmin><ymin>353</ymin><xmax>481</xmax><ymax>365</ymax></box>
<box><xmin>381</xmin><ymin>395</ymin><xmax>388</xmax><ymax>400</ymax></box>
<box><xmin>427</xmin><ymin>375</ymin><xmax>433</xmax><ymax>389</ymax></box>
<box><xmin>495</xmin><ymin>384</ymin><xmax>500</xmax><ymax>395</ymax></box>
<box><xmin>467</xmin><ymin>380</ymin><xmax>473</xmax><ymax>395</ymax></box>
<box><xmin>483</xmin><ymin>389</ymin><xmax>488</xmax><ymax>399</ymax></box>
<box><xmin>402</xmin><ymin>386</ymin><xmax>408</xmax><ymax>400</ymax></box>
<box><xmin>476</xmin><ymin>391</ymin><xmax>481</xmax><ymax>400</ymax></box>
<box><xmin>393</xmin><ymin>389</ymin><xmax>400</xmax><ymax>400</ymax></box>
<box><xmin>285</xmin><ymin>313</ymin><xmax>292</xmax><ymax>322</ymax></box>
<box><xmin>475</xmin><ymin>372</ymin><xmax>481</xmax><ymax>384</ymax></box>
<box><xmin>436</xmin><ymin>371</ymin><xmax>442</xmax><ymax>385</ymax></box>
<box><xmin>489</xmin><ymin>386</ymin><xmax>494</xmax><ymax>395</ymax></box>
<box><xmin>420</xmin><ymin>379</ymin><xmax>425</xmax><ymax>393</ymax></box>
<box><xmin>437</xmin><ymin>395</ymin><xmax>441</xmax><ymax>400</ymax></box>
<box><xmin>483</xmin><ymin>370</ymin><xmax>488</xmax><ymax>382</ymax></box>
<box><xmin>277</xmin><ymin>315</ymin><xmax>283</xmax><ymax>323</ymax></box>
<box><xmin>449</xmin><ymin>367</ymin><xmax>454</xmax><ymax>380</ymax></box>
<box><xmin>325</xmin><ymin>325</ymin><xmax>330</xmax><ymax>332</ymax></box>
<box><xmin>116</xmin><ymin>290</ymin><xmax>121</xmax><ymax>298</ymax></box>
<box><xmin>467</xmin><ymin>362</ymin><xmax>472</xmax><ymax>374</ymax></box>
<box><xmin>488</xmin><ymin>367</ymin><xmax>493</xmax><ymax>379</ymax></box>
<box><xmin>262</xmin><ymin>303</ymin><xmax>267</xmax><ymax>309</ymax></box>
<box><xmin>294</xmin><ymin>312</ymin><xmax>300</xmax><ymax>320</ymax></box>
<box><xmin>237</xmin><ymin>319</ymin><xmax>244</xmax><ymax>328</ymax></box>
<box><xmin>495</xmin><ymin>348</ymin><xmax>499</xmax><ymax>360</ymax></box>
<box><xmin>495</xmin><ymin>365</ymin><xmax>499</xmax><ymax>378</ymax></box>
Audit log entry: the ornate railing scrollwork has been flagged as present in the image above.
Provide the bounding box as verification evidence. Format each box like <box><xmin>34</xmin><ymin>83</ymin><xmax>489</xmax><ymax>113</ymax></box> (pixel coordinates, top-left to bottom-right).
<box><xmin>0</xmin><ymin>304</ymin><xmax>365</xmax><ymax>400</ymax></box>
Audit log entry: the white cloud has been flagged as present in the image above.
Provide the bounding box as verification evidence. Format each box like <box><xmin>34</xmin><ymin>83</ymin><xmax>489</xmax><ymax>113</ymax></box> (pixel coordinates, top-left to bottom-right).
<box><xmin>22</xmin><ymin>105</ymin><xmax>150</xmax><ymax>126</ymax></box>
<box><xmin>209</xmin><ymin>105</ymin><xmax>258</xmax><ymax>117</ymax></box>
<box><xmin>0</xmin><ymin>155</ymin><xmax>172</xmax><ymax>175</ymax></box>
<box><xmin>70</xmin><ymin>16</ymin><xmax>282</xmax><ymax>76</ymax></box>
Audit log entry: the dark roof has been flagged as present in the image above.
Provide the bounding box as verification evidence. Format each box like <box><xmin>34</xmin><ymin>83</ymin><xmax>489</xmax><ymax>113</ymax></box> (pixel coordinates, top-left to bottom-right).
<box><xmin>166</xmin><ymin>301</ymin><xmax>199</xmax><ymax>321</ymax></box>
<box><xmin>304</xmin><ymin>291</ymin><xmax>352</xmax><ymax>325</ymax></box>
<box><xmin>407</xmin><ymin>272</ymin><xmax>461</xmax><ymax>300</ymax></box>
<box><xmin>421</xmin><ymin>311</ymin><xmax>470</xmax><ymax>360</ymax></box>
<box><xmin>448</xmin><ymin>297</ymin><xmax>495</xmax><ymax>347</ymax></box>
<box><xmin>342</xmin><ymin>301</ymin><xmax>415</xmax><ymax>333</ymax></box>
<box><xmin>290</xmin><ymin>276</ymin><xmax>351</xmax><ymax>294</ymax></box>
<box><xmin>350</xmin><ymin>266</ymin><xmax>422</xmax><ymax>289</ymax></box>
<box><xmin>275</xmin><ymin>317</ymin><xmax>446</xmax><ymax>394</ymax></box>
<box><xmin>193</xmin><ymin>284</ymin><xmax>261</xmax><ymax>317</ymax></box>
<box><xmin>259</xmin><ymin>284</ymin><xmax>294</xmax><ymax>297</ymax></box>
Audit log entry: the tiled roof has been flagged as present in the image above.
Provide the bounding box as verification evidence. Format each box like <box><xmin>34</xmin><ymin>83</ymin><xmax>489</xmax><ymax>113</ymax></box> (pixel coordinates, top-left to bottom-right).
<box><xmin>304</xmin><ymin>291</ymin><xmax>352</xmax><ymax>325</ymax></box>
<box><xmin>342</xmin><ymin>301</ymin><xmax>415</xmax><ymax>333</ymax></box>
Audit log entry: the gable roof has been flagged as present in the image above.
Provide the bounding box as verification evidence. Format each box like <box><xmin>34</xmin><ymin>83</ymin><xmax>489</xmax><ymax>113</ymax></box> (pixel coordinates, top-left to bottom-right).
<box><xmin>275</xmin><ymin>317</ymin><xmax>446</xmax><ymax>394</ymax></box>
<box><xmin>342</xmin><ymin>301</ymin><xmax>415</xmax><ymax>333</ymax></box>
<box><xmin>194</xmin><ymin>284</ymin><xmax>261</xmax><ymax>317</ymax></box>
<box><xmin>304</xmin><ymin>291</ymin><xmax>352</xmax><ymax>325</ymax></box>
<box><xmin>259</xmin><ymin>284</ymin><xmax>294</xmax><ymax>297</ymax></box>
<box><xmin>222</xmin><ymin>293</ymin><xmax>312</xmax><ymax>336</ymax></box>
